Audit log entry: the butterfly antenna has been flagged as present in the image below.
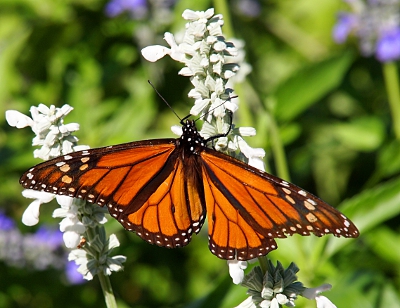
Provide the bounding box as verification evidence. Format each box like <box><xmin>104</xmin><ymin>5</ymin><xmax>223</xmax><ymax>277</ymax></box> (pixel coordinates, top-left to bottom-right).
<box><xmin>202</xmin><ymin>96</ymin><xmax>237</xmax><ymax>146</ymax></box>
<box><xmin>196</xmin><ymin>95</ymin><xmax>238</xmax><ymax>123</ymax></box>
<box><xmin>148</xmin><ymin>80</ymin><xmax>182</xmax><ymax>121</ymax></box>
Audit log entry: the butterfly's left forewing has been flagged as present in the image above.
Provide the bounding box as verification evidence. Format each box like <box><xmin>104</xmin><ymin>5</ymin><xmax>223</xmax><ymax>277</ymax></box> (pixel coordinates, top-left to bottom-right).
<box><xmin>20</xmin><ymin>140</ymin><xmax>176</xmax><ymax>207</ymax></box>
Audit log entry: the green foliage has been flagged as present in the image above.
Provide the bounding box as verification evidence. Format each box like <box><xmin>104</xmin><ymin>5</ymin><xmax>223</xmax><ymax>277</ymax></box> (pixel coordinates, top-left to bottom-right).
<box><xmin>273</xmin><ymin>52</ymin><xmax>354</xmax><ymax>122</ymax></box>
<box><xmin>1</xmin><ymin>0</ymin><xmax>399</xmax><ymax>307</ymax></box>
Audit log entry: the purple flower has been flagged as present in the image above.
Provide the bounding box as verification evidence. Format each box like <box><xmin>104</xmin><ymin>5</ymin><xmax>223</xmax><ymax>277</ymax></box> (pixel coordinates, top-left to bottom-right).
<box><xmin>33</xmin><ymin>226</ymin><xmax>64</xmax><ymax>249</ymax></box>
<box><xmin>0</xmin><ymin>212</ymin><xmax>15</xmax><ymax>231</ymax></box>
<box><xmin>333</xmin><ymin>13</ymin><xmax>357</xmax><ymax>44</ymax></box>
<box><xmin>105</xmin><ymin>0</ymin><xmax>148</xmax><ymax>19</ymax></box>
<box><xmin>236</xmin><ymin>0</ymin><xmax>261</xmax><ymax>18</ymax></box>
<box><xmin>65</xmin><ymin>261</ymin><xmax>85</xmax><ymax>285</ymax></box>
<box><xmin>376</xmin><ymin>27</ymin><xmax>400</xmax><ymax>62</ymax></box>
<box><xmin>333</xmin><ymin>0</ymin><xmax>400</xmax><ymax>62</ymax></box>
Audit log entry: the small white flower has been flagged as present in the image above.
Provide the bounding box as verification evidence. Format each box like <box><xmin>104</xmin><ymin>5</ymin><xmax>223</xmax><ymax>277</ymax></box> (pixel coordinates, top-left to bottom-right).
<box><xmin>102</xmin><ymin>234</ymin><xmax>127</xmax><ymax>275</ymax></box>
<box><xmin>178</xmin><ymin>66</ymin><xmax>194</xmax><ymax>76</ymax></box>
<box><xmin>191</xmin><ymin>76</ymin><xmax>210</xmax><ymax>97</ymax></box>
<box><xmin>188</xmin><ymin>88</ymin><xmax>203</xmax><ymax>99</ymax></box>
<box><xmin>190</xmin><ymin>99</ymin><xmax>211</xmax><ymax>116</ymax></box>
<box><xmin>235</xmin><ymin>296</ymin><xmax>256</xmax><ymax>308</ymax></box>
<box><xmin>107</xmin><ymin>234</ymin><xmax>120</xmax><ymax>250</ymax></box>
<box><xmin>69</xmin><ymin>249</ymin><xmax>94</xmax><ymax>280</ymax></box>
<box><xmin>73</xmin><ymin>145</ymin><xmax>91</xmax><ymax>152</ymax></box>
<box><xmin>213</xmin><ymin>40</ymin><xmax>227</xmax><ymax>52</ymax></box>
<box><xmin>302</xmin><ymin>284</ymin><xmax>336</xmax><ymax>308</ymax></box>
<box><xmin>60</xmin><ymin>122</ymin><xmax>80</xmax><ymax>134</ymax></box>
<box><xmin>63</xmin><ymin>231</ymin><xmax>82</xmax><ymax>249</ymax></box>
<box><xmin>228</xmin><ymin>259</ymin><xmax>248</xmax><ymax>284</ymax></box>
<box><xmin>21</xmin><ymin>200</ymin><xmax>42</xmax><ymax>226</ymax></box>
<box><xmin>5</xmin><ymin>110</ymin><xmax>34</xmax><ymax>128</ymax></box>
<box><xmin>171</xmin><ymin>125</ymin><xmax>183</xmax><ymax>136</ymax></box>
<box><xmin>141</xmin><ymin>32</ymin><xmax>185</xmax><ymax>62</ymax></box>
<box><xmin>269</xmin><ymin>298</ymin><xmax>279</xmax><ymax>308</ymax></box>
<box><xmin>189</xmin><ymin>23</ymin><xmax>207</xmax><ymax>37</ymax></box>
<box><xmin>105</xmin><ymin>254</ymin><xmax>127</xmax><ymax>275</ymax></box>
<box><xmin>58</xmin><ymin>104</ymin><xmax>74</xmax><ymax>116</ymax></box>
<box><xmin>276</xmin><ymin>293</ymin><xmax>291</xmax><ymax>305</ymax></box>
<box><xmin>7</xmin><ymin>104</ymin><xmax>80</xmax><ymax>160</ymax></box>
<box><xmin>21</xmin><ymin>190</ymin><xmax>56</xmax><ymax>226</ymax></box>
<box><xmin>53</xmin><ymin>197</ymin><xmax>86</xmax><ymax>248</ymax></box>
<box><xmin>236</xmin><ymin>137</ymin><xmax>266</xmax><ymax>170</ymax></box>
<box><xmin>238</xmin><ymin>127</ymin><xmax>257</xmax><ymax>136</ymax></box>
<box><xmin>182</xmin><ymin>8</ymin><xmax>215</xmax><ymax>22</ymax></box>
<box><xmin>315</xmin><ymin>296</ymin><xmax>337</xmax><ymax>308</ymax></box>
<box><xmin>302</xmin><ymin>283</ymin><xmax>332</xmax><ymax>299</ymax></box>
<box><xmin>141</xmin><ymin>45</ymin><xmax>173</xmax><ymax>62</ymax></box>
<box><xmin>69</xmin><ymin>234</ymin><xmax>126</xmax><ymax>280</ymax></box>
<box><xmin>207</xmin><ymin>19</ymin><xmax>224</xmax><ymax>36</ymax></box>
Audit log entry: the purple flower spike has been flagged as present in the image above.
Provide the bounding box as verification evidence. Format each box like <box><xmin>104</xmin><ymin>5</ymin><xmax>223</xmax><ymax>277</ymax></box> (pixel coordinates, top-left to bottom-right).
<box><xmin>0</xmin><ymin>212</ymin><xmax>15</xmax><ymax>231</ymax></box>
<box><xmin>333</xmin><ymin>0</ymin><xmax>400</xmax><ymax>62</ymax></box>
<box><xmin>333</xmin><ymin>13</ymin><xmax>357</xmax><ymax>44</ymax></box>
<box><xmin>105</xmin><ymin>0</ymin><xmax>148</xmax><ymax>19</ymax></box>
<box><xmin>34</xmin><ymin>226</ymin><xmax>64</xmax><ymax>249</ymax></box>
<box><xmin>376</xmin><ymin>27</ymin><xmax>400</xmax><ymax>62</ymax></box>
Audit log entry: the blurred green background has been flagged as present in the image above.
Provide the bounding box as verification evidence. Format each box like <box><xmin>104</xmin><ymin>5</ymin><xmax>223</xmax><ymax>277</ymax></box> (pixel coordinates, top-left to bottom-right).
<box><xmin>1</xmin><ymin>0</ymin><xmax>400</xmax><ymax>307</ymax></box>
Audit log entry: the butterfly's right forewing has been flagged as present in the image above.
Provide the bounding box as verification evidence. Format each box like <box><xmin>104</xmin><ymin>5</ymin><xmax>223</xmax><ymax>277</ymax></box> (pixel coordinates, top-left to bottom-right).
<box><xmin>20</xmin><ymin>139</ymin><xmax>207</xmax><ymax>249</ymax></box>
<box><xmin>20</xmin><ymin>140</ymin><xmax>176</xmax><ymax>207</ymax></box>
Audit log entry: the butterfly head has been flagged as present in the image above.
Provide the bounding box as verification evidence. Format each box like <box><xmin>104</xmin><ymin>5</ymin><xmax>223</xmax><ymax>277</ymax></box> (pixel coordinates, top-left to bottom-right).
<box><xmin>178</xmin><ymin>120</ymin><xmax>206</xmax><ymax>155</ymax></box>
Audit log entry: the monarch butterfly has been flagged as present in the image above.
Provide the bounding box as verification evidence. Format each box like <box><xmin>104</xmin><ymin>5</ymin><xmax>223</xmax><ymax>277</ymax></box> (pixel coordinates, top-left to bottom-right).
<box><xmin>20</xmin><ymin>116</ymin><xmax>359</xmax><ymax>260</ymax></box>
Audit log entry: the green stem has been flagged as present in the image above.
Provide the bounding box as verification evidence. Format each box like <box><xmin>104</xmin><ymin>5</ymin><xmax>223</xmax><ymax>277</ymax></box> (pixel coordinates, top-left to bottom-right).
<box><xmin>258</xmin><ymin>256</ymin><xmax>269</xmax><ymax>274</ymax></box>
<box><xmin>85</xmin><ymin>226</ymin><xmax>118</xmax><ymax>308</ymax></box>
<box><xmin>98</xmin><ymin>271</ymin><xmax>118</xmax><ymax>308</ymax></box>
<box><xmin>268</xmin><ymin>113</ymin><xmax>291</xmax><ymax>181</ymax></box>
<box><xmin>382</xmin><ymin>62</ymin><xmax>400</xmax><ymax>139</ymax></box>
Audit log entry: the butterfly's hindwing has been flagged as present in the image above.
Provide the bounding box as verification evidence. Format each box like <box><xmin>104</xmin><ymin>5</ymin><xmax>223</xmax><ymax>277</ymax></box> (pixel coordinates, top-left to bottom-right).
<box><xmin>120</xmin><ymin>154</ymin><xmax>206</xmax><ymax>248</ymax></box>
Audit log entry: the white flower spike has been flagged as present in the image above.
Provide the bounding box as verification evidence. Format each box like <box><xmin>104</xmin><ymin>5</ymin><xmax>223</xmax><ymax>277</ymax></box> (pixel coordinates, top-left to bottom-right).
<box><xmin>142</xmin><ymin>8</ymin><xmax>257</xmax><ymax>284</ymax></box>
<box><xmin>7</xmin><ymin>104</ymin><xmax>124</xmax><ymax>282</ymax></box>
